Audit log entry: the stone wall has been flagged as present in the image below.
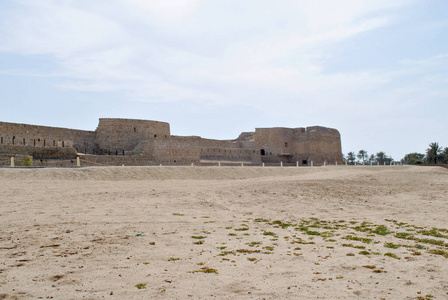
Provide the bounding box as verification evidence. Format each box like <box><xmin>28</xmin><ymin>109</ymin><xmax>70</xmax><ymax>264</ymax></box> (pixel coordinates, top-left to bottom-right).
<box><xmin>0</xmin><ymin>121</ymin><xmax>96</xmax><ymax>153</ymax></box>
<box><xmin>0</xmin><ymin>118</ymin><xmax>343</xmax><ymax>166</ymax></box>
<box><xmin>96</xmin><ymin>118</ymin><xmax>170</xmax><ymax>152</ymax></box>
<box><xmin>254</xmin><ymin>126</ymin><xmax>342</xmax><ymax>165</ymax></box>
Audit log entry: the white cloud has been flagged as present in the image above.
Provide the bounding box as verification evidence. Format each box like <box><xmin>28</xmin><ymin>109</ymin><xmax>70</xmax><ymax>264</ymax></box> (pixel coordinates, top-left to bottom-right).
<box><xmin>0</xmin><ymin>0</ymin><xmax>419</xmax><ymax>110</ymax></box>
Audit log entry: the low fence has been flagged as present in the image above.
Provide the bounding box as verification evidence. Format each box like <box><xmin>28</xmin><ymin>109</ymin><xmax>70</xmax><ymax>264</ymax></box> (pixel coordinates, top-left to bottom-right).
<box><xmin>0</xmin><ymin>155</ymin><xmax>415</xmax><ymax>169</ymax></box>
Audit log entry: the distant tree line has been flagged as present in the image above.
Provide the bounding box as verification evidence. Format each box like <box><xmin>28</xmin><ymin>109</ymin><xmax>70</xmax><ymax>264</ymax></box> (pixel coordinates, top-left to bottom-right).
<box><xmin>344</xmin><ymin>150</ymin><xmax>393</xmax><ymax>165</ymax></box>
<box><xmin>403</xmin><ymin>142</ymin><xmax>448</xmax><ymax>165</ymax></box>
<box><xmin>344</xmin><ymin>142</ymin><xmax>448</xmax><ymax>166</ymax></box>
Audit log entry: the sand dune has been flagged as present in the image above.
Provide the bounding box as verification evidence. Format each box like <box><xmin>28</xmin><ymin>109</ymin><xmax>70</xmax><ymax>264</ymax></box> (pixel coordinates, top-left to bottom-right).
<box><xmin>0</xmin><ymin>166</ymin><xmax>447</xmax><ymax>299</ymax></box>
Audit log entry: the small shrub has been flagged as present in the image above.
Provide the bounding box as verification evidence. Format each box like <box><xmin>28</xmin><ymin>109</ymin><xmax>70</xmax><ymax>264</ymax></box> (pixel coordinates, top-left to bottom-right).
<box><xmin>384</xmin><ymin>252</ymin><xmax>400</xmax><ymax>259</ymax></box>
<box><xmin>20</xmin><ymin>155</ymin><xmax>33</xmax><ymax>167</ymax></box>
<box><xmin>384</xmin><ymin>242</ymin><xmax>400</xmax><ymax>249</ymax></box>
<box><xmin>135</xmin><ymin>283</ymin><xmax>147</xmax><ymax>289</ymax></box>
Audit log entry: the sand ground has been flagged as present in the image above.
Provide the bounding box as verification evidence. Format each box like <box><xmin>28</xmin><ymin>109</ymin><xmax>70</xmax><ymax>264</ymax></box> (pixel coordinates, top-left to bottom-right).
<box><xmin>0</xmin><ymin>165</ymin><xmax>447</xmax><ymax>299</ymax></box>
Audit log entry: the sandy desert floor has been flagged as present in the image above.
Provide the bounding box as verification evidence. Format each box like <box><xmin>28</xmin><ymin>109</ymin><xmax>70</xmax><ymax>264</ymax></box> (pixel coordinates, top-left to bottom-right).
<box><xmin>0</xmin><ymin>165</ymin><xmax>447</xmax><ymax>299</ymax></box>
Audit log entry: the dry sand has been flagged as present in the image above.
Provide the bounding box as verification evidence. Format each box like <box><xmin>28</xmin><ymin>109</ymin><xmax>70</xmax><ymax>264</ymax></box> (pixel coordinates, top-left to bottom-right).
<box><xmin>0</xmin><ymin>165</ymin><xmax>447</xmax><ymax>299</ymax></box>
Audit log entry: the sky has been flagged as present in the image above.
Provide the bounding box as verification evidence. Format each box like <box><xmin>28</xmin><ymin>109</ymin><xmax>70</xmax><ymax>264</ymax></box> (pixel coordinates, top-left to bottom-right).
<box><xmin>0</xmin><ymin>0</ymin><xmax>447</xmax><ymax>160</ymax></box>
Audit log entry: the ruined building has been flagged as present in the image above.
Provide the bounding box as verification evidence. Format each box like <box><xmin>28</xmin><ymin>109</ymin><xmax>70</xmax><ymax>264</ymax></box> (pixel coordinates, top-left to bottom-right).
<box><xmin>0</xmin><ymin>118</ymin><xmax>343</xmax><ymax>167</ymax></box>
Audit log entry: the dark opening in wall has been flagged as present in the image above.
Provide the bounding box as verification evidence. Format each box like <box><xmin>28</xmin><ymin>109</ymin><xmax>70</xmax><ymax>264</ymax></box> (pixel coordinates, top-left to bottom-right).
<box><xmin>134</xmin><ymin>127</ymin><xmax>137</xmax><ymax>132</ymax></box>
<box><xmin>53</xmin><ymin>140</ymin><xmax>56</xmax><ymax>147</ymax></box>
<box><xmin>302</xmin><ymin>160</ymin><xmax>308</xmax><ymax>165</ymax></box>
<box><xmin>260</xmin><ymin>149</ymin><xmax>265</xmax><ymax>156</ymax></box>
<box><xmin>62</xmin><ymin>141</ymin><xmax>65</xmax><ymax>147</ymax></box>
<box><xmin>285</xmin><ymin>142</ymin><xmax>288</xmax><ymax>148</ymax></box>
<box><xmin>154</xmin><ymin>134</ymin><xmax>157</xmax><ymax>138</ymax></box>
<box><xmin>23</xmin><ymin>138</ymin><xmax>26</xmax><ymax>145</ymax></box>
<box><xmin>44</xmin><ymin>140</ymin><xmax>46</xmax><ymax>146</ymax></box>
<box><xmin>12</xmin><ymin>136</ymin><xmax>15</xmax><ymax>145</ymax></box>
<box><xmin>1</xmin><ymin>137</ymin><xmax>3</xmax><ymax>144</ymax></box>
<box><xmin>34</xmin><ymin>139</ymin><xmax>36</xmax><ymax>146</ymax></box>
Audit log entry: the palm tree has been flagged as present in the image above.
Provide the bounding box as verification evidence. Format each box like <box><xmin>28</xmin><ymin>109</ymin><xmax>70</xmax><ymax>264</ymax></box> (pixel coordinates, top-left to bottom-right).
<box><xmin>357</xmin><ymin>150</ymin><xmax>368</xmax><ymax>164</ymax></box>
<box><xmin>426</xmin><ymin>142</ymin><xmax>443</xmax><ymax>164</ymax></box>
<box><xmin>443</xmin><ymin>147</ymin><xmax>448</xmax><ymax>164</ymax></box>
<box><xmin>347</xmin><ymin>152</ymin><xmax>356</xmax><ymax>165</ymax></box>
<box><xmin>376</xmin><ymin>151</ymin><xmax>386</xmax><ymax>165</ymax></box>
<box><xmin>368</xmin><ymin>154</ymin><xmax>375</xmax><ymax>165</ymax></box>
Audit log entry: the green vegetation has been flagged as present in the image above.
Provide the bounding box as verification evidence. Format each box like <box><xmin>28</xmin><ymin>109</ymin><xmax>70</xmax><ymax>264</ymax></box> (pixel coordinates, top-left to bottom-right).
<box><xmin>384</xmin><ymin>252</ymin><xmax>400</xmax><ymax>259</ymax></box>
<box><xmin>135</xmin><ymin>283</ymin><xmax>147</xmax><ymax>289</ymax></box>
<box><xmin>384</xmin><ymin>242</ymin><xmax>400</xmax><ymax>249</ymax></box>
<box><xmin>20</xmin><ymin>155</ymin><xmax>32</xmax><ymax>167</ymax></box>
<box><xmin>189</xmin><ymin>267</ymin><xmax>218</xmax><ymax>274</ymax></box>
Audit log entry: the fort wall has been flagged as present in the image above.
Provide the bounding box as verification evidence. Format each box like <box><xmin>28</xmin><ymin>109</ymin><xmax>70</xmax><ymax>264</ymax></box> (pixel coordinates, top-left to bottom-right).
<box><xmin>0</xmin><ymin>118</ymin><xmax>343</xmax><ymax>166</ymax></box>
<box><xmin>0</xmin><ymin>121</ymin><xmax>96</xmax><ymax>152</ymax></box>
<box><xmin>95</xmin><ymin>118</ymin><xmax>170</xmax><ymax>152</ymax></box>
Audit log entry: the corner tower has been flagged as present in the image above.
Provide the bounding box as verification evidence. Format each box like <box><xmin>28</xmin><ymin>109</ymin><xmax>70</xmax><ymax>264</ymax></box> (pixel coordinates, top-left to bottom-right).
<box><xmin>95</xmin><ymin>118</ymin><xmax>170</xmax><ymax>152</ymax></box>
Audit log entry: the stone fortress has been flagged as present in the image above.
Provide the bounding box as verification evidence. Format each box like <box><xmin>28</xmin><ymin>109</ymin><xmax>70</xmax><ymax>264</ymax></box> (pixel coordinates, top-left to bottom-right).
<box><xmin>0</xmin><ymin>118</ymin><xmax>343</xmax><ymax>167</ymax></box>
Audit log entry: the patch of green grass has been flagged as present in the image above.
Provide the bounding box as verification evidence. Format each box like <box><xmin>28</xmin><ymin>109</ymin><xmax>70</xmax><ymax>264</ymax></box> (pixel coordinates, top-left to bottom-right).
<box><xmin>189</xmin><ymin>267</ymin><xmax>218</xmax><ymax>274</ymax></box>
<box><xmin>372</xmin><ymin>269</ymin><xmax>387</xmax><ymax>273</ymax></box>
<box><xmin>135</xmin><ymin>283</ymin><xmax>147</xmax><ymax>289</ymax></box>
<box><xmin>247</xmin><ymin>241</ymin><xmax>261</xmax><ymax>247</ymax></box>
<box><xmin>384</xmin><ymin>242</ymin><xmax>400</xmax><ymax>249</ymax></box>
<box><xmin>254</xmin><ymin>218</ymin><xmax>270</xmax><ymax>222</ymax></box>
<box><xmin>263</xmin><ymin>231</ymin><xmax>276</xmax><ymax>236</ymax></box>
<box><xmin>427</xmin><ymin>249</ymin><xmax>448</xmax><ymax>258</ymax></box>
<box><xmin>247</xmin><ymin>257</ymin><xmax>258</xmax><ymax>262</ymax></box>
<box><xmin>228</xmin><ymin>233</ymin><xmax>237</xmax><ymax>236</ymax></box>
<box><xmin>372</xmin><ymin>225</ymin><xmax>391</xmax><ymax>236</ymax></box>
<box><xmin>172</xmin><ymin>213</ymin><xmax>185</xmax><ymax>216</ymax></box>
<box><xmin>305</xmin><ymin>230</ymin><xmax>322</xmax><ymax>236</ymax></box>
<box><xmin>395</xmin><ymin>232</ymin><xmax>414</xmax><ymax>239</ymax></box>
<box><xmin>218</xmin><ymin>251</ymin><xmax>236</xmax><ymax>256</ymax></box>
<box><xmin>419</xmin><ymin>228</ymin><xmax>448</xmax><ymax>239</ymax></box>
<box><xmin>272</xmin><ymin>220</ymin><xmax>295</xmax><ymax>229</ymax></box>
<box><xmin>384</xmin><ymin>252</ymin><xmax>400</xmax><ymax>259</ymax></box>
<box><xmin>343</xmin><ymin>235</ymin><xmax>373</xmax><ymax>244</ymax></box>
<box><xmin>193</xmin><ymin>241</ymin><xmax>204</xmax><ymax>245</ymax></box>
<box><xmin>168</xmin><ymin>257</ymin><xmax>180</xmax><ymax>261</ymax></box>
<box><xmin>236</xmin><ymin>249</ymin><xmax>260</xmax><ymax>254</ymax></box>
<box><xmin>191</xmin><ymin>236</ymin><xmax>206</xmax><ymax>239</ymax></box>
<box><xmin>359</xmin><ymin>250</ymin><xmax>370</xmax><ymax>255</ymax></box>
<box><xmin>263</xmin><ymin>246</ymin><xmax>274</xmax><ymax>251</ymax></box>
<box><xmin>234</xmin><ymin>227</ymin><xmax>249</xmax><ymax>231</ymax></box>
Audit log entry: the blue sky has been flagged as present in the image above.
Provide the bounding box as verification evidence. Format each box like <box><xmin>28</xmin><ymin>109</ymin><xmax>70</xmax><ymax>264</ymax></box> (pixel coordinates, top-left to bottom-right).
<box><xmin>1</xmin><ymin>0</ymin><xmax>447</xmax><ymax>160</ymax></box>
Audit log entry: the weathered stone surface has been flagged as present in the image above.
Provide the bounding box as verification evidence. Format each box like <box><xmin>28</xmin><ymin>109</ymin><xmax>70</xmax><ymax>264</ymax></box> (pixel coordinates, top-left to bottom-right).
<box><xmin>0</xmin><ymin>118</ymin><xmax>343</xmax><ymax>166</ymax></box>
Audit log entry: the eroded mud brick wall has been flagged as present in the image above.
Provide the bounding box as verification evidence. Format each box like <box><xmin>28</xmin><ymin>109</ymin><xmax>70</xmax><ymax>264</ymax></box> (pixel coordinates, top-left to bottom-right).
<box><xmin>304</xmin><ymin>126</ymin><xmax>343</xmax><ymax>165</ymax></box>
<box><xmin>254</xmin><ymin>127</ymin><xmax>342</xmax><ymax>165</ymax></box>
<box><xmin>95</xmin><ymin>118</ymin><xmax>170</xmax><ymax>152</ymax></box>
<box><xmin>0</xmin><ymin>121</ymin><xmax>97</xmax><ymax>154</ymax></box>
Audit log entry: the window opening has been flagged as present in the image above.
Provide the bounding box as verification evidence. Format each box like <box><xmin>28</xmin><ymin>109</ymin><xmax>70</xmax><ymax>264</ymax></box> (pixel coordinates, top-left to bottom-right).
<box><xmin>260</xmin><ymin>149</ymin><xmax>265</xmax><ymax>156</ymax></box>
<box><xmin>134</xmin><ymin>127</ymin><xmax>137</xmax><ymax>132</ymax></box>
<box><xmin>285</xmin><ymin>142</ymin><xmax>288</xmax><ymax>148</ymax></box>
<box><xmin>302</xmin><ymin>160</ymin><xmax>308</xmax><ymax>165</ymax></box>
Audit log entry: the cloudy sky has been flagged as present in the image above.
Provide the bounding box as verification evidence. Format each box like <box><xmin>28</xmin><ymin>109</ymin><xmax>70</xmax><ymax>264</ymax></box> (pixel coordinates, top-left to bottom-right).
<box><xmin>1</xmin><ymin>0</ymin><xmax>447</xmax><ymax>160</ymax></box>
